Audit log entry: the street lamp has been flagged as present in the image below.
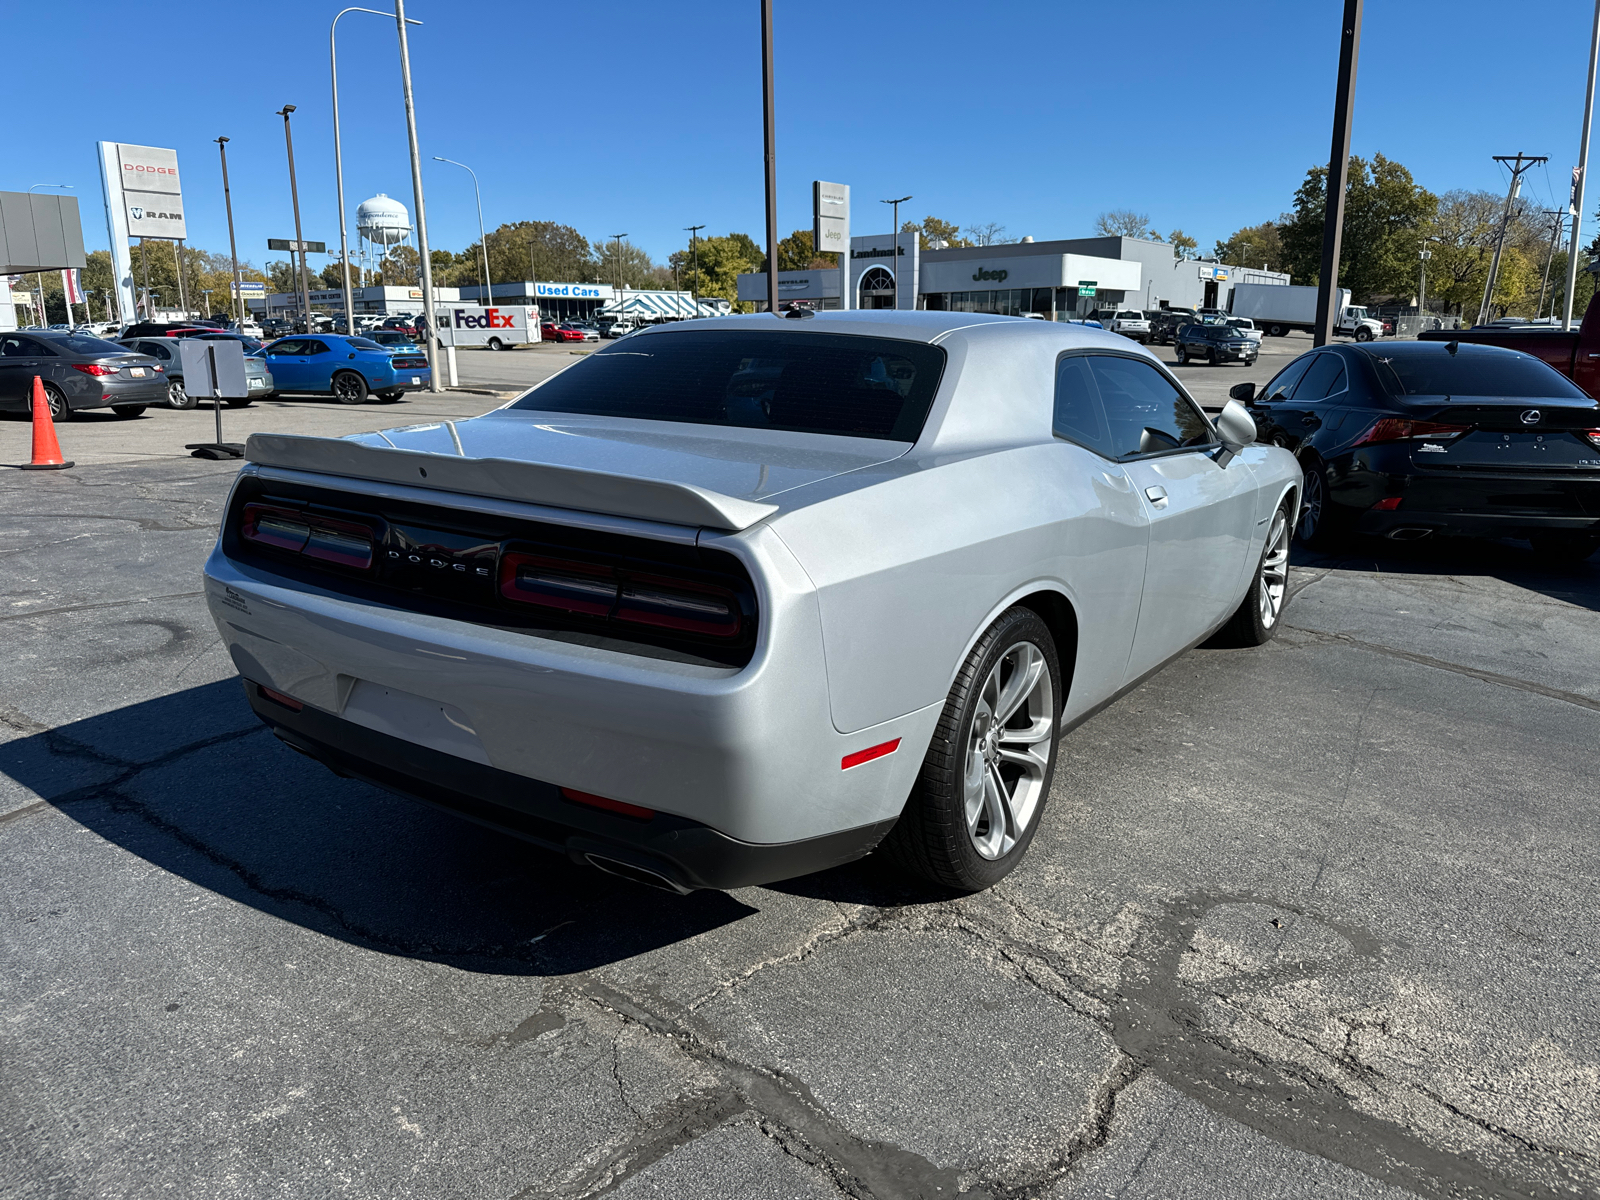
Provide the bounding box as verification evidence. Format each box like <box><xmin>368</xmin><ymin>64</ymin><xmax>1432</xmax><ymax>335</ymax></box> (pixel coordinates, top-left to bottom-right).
<box><xmin>611</xmin><ymin>233</ymin><xmax>628</xmax><ymax>322</ymax></box>
<box><xmin>880</xmin><ymin>195</ymin><xmax>912</xmax><ymax>309</ymax></box>
<box><xmin>29</xmin><ymin>184</ymin><xmax>73</xmax><ymax>325</ymax></box>
<box><xmin>202</xmin><ymin>288</ymin><xmax>213</xmax><ymax>316</ymax></box>
<box><xmin>393</xmin><ymin>0</ymin><xmax>442</xmax><ymax>393</ymax></box>
<box><xmin>216</xmin><ymin>137</ymin><xmax>244</xmax><ymax>327</ymax></box>
<box><xmin>684</xmin><ymin>224</ymin><xmax>704</xmax><ymax>313</ymax></box>
<box><xmin>276</xmin><ymin>105</ymin><xmax>315</xmax><ymax>331</ymax></box>
<box><xmin>332</xmin><ymin>7</ymin><xmax>423</xmax><ymax>336</ymax></box>
<box><xmin>433</xmin><ymin>156</ymin><xmax>492</xmax><ymax>305</ymax></box>
<box><xmin>1417</xmin><ymin>236</ymin><xmax>1440</xmax><ymax>326</ymax></box>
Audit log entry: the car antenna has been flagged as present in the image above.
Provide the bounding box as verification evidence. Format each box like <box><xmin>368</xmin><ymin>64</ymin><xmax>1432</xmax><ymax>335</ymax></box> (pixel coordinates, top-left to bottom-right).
<box><xmin>1445</xmin><ymin>340</ymin><xmax>1459</xmax><ymax>356</ymax></box>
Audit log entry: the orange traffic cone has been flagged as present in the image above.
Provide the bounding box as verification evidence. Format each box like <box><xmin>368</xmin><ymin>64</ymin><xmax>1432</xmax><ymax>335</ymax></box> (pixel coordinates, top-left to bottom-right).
<box><xmin>20</xmin><ymin>375</ymin><xmax>73</xmax><ymax>471</ymax></box>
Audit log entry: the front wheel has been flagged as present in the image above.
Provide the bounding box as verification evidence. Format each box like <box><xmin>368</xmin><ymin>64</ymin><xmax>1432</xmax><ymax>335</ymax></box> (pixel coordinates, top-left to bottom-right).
<box><xmin>1207</xmin><ymin>502</ymin><xmax>1292</xmax><ymax>647</ymax></box>
<box><xmin>1355</xmin><ymin>326</ymin><xmax>1374</xmax><ymax>342</ymax></box>
<box><xmin>1175</xmin><ymin>346</ymin><xmax>1188</xmax><ymax>363</ymax></box>
<box><xmin>42</xmin><ymin>383</ymin><xmax>71</xmax><ymax>421</ymax></box>
<box><xmin>331</xmin><ymin>371</ymin><xmax>369</xmax><ymax>404</ymax></box>
<box><xmin>1269</xmin><ymin>323</ymin><xmax>1287</xmax><ymax>337</ymax></box>
<box><xmin>882</xmin><ymin>606</ymin><xmax>1061</xmax><ymax>892</ymax></box>
<box><xmin>1208</xmin><ymin>348</ymin><xmax>1219</xmax><ymax>365</ymax></box>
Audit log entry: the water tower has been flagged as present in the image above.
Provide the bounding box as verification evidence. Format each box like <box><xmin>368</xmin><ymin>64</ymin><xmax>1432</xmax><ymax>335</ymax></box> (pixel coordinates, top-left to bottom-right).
<box><xmin>355</xmin><ymin>194</ymin><xmax>413</xmax><ymax>285</ymax></box>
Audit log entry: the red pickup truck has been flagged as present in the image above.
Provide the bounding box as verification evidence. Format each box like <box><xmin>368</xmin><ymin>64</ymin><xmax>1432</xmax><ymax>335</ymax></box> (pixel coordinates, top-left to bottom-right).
<box><xmin>1420</xmin><ymin>295</ymin><xmax>1600</xmax><ymax>397</ymax></box>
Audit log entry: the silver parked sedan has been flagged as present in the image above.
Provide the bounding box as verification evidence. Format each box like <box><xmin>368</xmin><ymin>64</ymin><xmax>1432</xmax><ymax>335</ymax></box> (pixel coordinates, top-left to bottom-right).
<box><xmin>202</xmin><ymin>312</ymin><xmax>1298</xmax><ymax>893</ymax></box>
<box><xmin>116</xmin><ymin>336</ymin><xmax>274</xmax><ymax>408</ymax></box>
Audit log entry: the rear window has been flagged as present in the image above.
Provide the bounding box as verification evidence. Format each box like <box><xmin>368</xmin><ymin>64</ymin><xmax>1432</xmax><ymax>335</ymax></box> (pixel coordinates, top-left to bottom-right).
<box><xmin>54</xmin><ymin>335</ymin><xmax>131</xmax><ymax>356</ymax></box>
<box><xmin>512</xmin><ymin>330</ymin><xmax>948</xmax><ymax>442</ymax></box>
<box><xmin>347</xmin><ymin>337</ymin><xmax>384</xmax><ymax>350</ymax></box>
<box><xmin>1365</xmin><ymin>346</ymin><xmax>1586</xmax><ymax>399</ymax></box>
<box><xmin>1116</xmin><ymin>312</ymin><xmax>1142</xmax><ymax>320</ymax></box>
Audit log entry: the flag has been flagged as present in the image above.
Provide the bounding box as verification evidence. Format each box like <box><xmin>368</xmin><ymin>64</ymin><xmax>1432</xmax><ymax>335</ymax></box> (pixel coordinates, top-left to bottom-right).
<box><xmin>64</xmin><ymin>268</ymin><xmax>85</xmax><ymax>305</ymax></box>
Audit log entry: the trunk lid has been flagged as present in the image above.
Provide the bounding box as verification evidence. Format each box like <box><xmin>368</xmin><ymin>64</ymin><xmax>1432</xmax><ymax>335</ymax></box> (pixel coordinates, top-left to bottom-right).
<box><xmin>1403</xmin><ymin>399</ymin><xmax>1600</xmax><ymax>471</ymax></box>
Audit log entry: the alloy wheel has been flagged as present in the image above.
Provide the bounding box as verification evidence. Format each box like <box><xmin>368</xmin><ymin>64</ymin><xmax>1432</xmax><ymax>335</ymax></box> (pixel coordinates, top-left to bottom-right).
<box><xmin>1299</xmin><ymin>464</ymin><xmax>1325</xmax><ymax>542</ymax></box>
<box><xmin>963</xmin><ymin>641</ymin><xmax>1055</xmax><ymax>861</ymax></box>
<box><xmin>1258</xmin><ymin>509</ymin><xmax>1290</xmax><ymax>628</ymax></box>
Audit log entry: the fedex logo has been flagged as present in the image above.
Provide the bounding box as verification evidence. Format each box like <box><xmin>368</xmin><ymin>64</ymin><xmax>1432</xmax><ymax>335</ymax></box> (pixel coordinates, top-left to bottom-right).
<box><xmin>451</xmin><ymin>307</ymin><xmax>516</xmax><ymax>328</ymax></box>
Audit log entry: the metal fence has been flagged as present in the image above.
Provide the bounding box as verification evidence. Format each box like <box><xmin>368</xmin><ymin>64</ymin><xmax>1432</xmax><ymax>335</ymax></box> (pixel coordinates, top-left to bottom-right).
<box><xmin>1389</xmin><ymin>314</ymin><xmax>1461</xmax><ymax>339</ymax></box>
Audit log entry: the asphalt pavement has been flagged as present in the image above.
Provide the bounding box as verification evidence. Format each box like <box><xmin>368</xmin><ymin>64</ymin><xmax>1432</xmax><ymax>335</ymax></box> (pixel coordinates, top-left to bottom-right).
<box><xmin>1</xmin><ymin>330</ymin><xmax>1596</xmax><ymax>1200</ymax></box>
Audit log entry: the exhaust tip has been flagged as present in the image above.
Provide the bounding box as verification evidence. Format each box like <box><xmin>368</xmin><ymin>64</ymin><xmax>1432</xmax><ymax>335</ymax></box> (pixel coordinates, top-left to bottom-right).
<box><xmin>584</xmin><ymin>853</ymin><xmax>692</xmax><ymax>895</ymax></box>
<box><xmin>1386</xmin><ymin>526</ymin><xmax>1434</xmax><ymax>541</ymax></box>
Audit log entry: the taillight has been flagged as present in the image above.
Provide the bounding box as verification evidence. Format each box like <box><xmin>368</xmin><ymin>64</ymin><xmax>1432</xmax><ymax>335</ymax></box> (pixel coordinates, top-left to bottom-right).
<box><xmin>560</xmin><ymin>787</ymin><xmax>654</xmax><ymax>820</ymax></box>
<box><xmin>72</xmin><ymin>363</ymin><xmax>120</xmax><ymax>377</ymax></box>
<box><xmin>1352</xmin><ymin>418</ymin><xmax>1471</xmax><ymax>447</ymax></box>
<box><xmin>1584</xmin><ymin>428</ymin><xmax>1600</xmax><ymax>449</ymax></box>
<box><xmin>499</xmin><ymin>552</ymin><xmax>741</xmax><ymax>638</ymax></box>
<box><xmin>241</xmin><ymin>503</ymin><xmax>376</xmax><ymax>570</ymax></box>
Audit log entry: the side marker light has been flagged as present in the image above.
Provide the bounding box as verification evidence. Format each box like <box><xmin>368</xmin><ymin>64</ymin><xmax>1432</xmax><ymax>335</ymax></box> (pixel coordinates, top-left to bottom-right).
<box><xmin>841</xmin><ymin>738</ymin><xmax>901</xmax><ymax>770</ymax></box>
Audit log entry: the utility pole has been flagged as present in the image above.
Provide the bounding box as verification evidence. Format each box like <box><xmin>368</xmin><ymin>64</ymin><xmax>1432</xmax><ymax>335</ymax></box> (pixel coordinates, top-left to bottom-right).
<box><xmin>175</xmin><ymin>240</ymin><xmax>188</xmax><ymax>315</ymax></box>
<box><xmin>216</xmin><ymin>138</ymin><xmax>244</xmax><ymax>327</ymax></box>
<box><xmin>276</xmin><ymin>105</ymin><xmax>315</xmax><ymax>331</ymax></box>
<box><xmin>1565</xmin><ymin>1</ymin><xmax>1600</xmax><ymax>329</ymax></box>
<box><xmin>684</xmin><ymin>224</ymin><xmax>704</xmax><ymax>311</ymax></box>
<box><xmin>1537</xmin><ymin>210</ymin><xmax>1566</xmax><ymax>317</ymax></box>
<box><xmin>610</xmin><ymin>234</ymin><xmax>627</xmax><ymax>321</ymax></box>
<box><xmin>881</xmin><ymin>195</ymin><xmax>912</xmax><ymax>309</ymax></box>
<box><xmin>1477</xmin><ymin>153</ymin><xmax>1547</xmax><ymax>326</ymax></box>
<box><xmin>1314</xmin><ymin>0</ymin><xmax>1362</xmax><ymax>347</ymax></box>
<box><xmin>760</xmin><ymin>0</ymin><xmax>778</xmax><ymax>314</ymax></box>
<box><xmin>394</xmin><ymin>0</ymin><xmax>441</xmax><ymax>392</ymax></box>
<box><xmin>1417</xmin><ymin>236</ymin><xmax>1438</xmax><ymax>326</ymax></box>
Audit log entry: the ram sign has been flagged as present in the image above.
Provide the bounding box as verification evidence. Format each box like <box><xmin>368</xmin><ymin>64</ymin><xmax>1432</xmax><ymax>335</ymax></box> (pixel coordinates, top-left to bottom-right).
<box><xmin>116</xmin><ymin>144</ymin><xmax>186</xmax><ymax>240</ymax></box>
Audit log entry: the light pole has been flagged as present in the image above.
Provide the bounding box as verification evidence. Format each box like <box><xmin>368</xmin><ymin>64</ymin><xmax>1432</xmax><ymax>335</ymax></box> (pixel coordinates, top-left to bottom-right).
<box><xmin>1566</xmin><ymin>0</ymin><xmax>1600</xmax><ymax>329</ymax></box>
<box><xmin>29</xmin><ymin>184</ymin><xmax>73</xmax><ymax>325</ymax></box>
<box><xmin>434</xmin><ymin>156</ymin><xmax>492</xmax><ymax>305</ymax></box>
<box><xmin>760</xmin><ymin>0</ymin><xmax>778</xmax><ymax>314</ymax></box>
<box><xmin>216</xmin><ymin>138</ymin><xmax>245</xmax><ymax>327</ymax></box>
<box><xmin>393</xmin><ymin>0</ymin><xmax>441</xmax><ymax>392</ymax></box>
<box><xmin>1417</xmin><ymin>236</ymin><xmax>1439</xmax><ymax>328</ymax></box>
<box><xmin>685</xmin><ymin>224</ymin><xmax>704</xmax><ymax>312</ymax></box>
<box><xmin>276</xmin><ymin>106</ymin><xmax>315</xmax><ymax>332</ymax></box>
<box><xmin>202</xmin><ymin>288</ymin><xmax>213</xmax><ymax>315</ymax></box>
<box><xmin>611</xmin><ymin>233</ymin><xmax>628</xmax><ymax>322</ymax></box>
<box><xmin>880</xmin><ymin>195</ymin><xmax>911</xmax><ymax>309</ymax></box>
<box><xmin>333</xmin><ymin>7</ymin><xmax>422</xmax><ymax>335</ymax></box>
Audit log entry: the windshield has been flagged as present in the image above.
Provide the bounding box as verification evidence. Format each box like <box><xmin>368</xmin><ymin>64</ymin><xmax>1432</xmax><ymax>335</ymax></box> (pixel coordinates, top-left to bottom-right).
<box><xmin>1366</xmin><ymin>346</ymin><xmax>1588</xmax><ymax>399</ymax></box>
<box><xmin>55</xmin><ymin>335</ymin><xmax>131</xmax><ymax>356</ymax></box>
<box><xmin>512</xmin><ymin>329</ymin><xmax>948</xmax><ymax>441</ymax></box>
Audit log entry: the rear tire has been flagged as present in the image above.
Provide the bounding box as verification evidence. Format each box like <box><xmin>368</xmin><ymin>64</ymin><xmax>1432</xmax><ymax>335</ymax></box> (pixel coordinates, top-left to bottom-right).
<box><xmin>487</xmin><ymin>337</ymin><xmax>504</xmax><ymax>351</ymax></box>
<box><xmin>43</xmin><ymin>383</ymin><xmax>71</xmax><ymax>421</ymax></box>
<box><xmin>1207</xmin><ymin>501</ymin><xmax>1292</xmax><ymax>647</ymax></box>
<box><xmin>111</xmin><ymin>404</ymin><xmax>146</xmax><ymax>418</ymax></box>
<box><xmin>1528</xmin><ymin>533</ymin><xmax>1600</xmax><ymax>563</ymax></box>
<box><xmin>375</xmin><ymin>390</ymin><xmax>404</xmax><ymax>402</ymax></box>
<box><xmin>1270</xmin><ymin>323</ymin><xmax>1287</xmax><ymax>337</ymax></box>
<box><xmin>881</xmin><ymin>606</ymin><xmax>1061</xmax><ymax>893</ymax></box>
<box><xmin>1175</xmin><ymin>346</ymin><xmax>1188</xmax><ymax>364</ymax></box>
<box><xmin>167</xmin><ymin>378</ymin><xmax>196</xmax><ymax>410</ymax></box>
<box><xmin>1296</xmin><ymin>457</ymin><xmax>1347</xmax><ymax>550</ymax></box>
<box><xmin>332</xmin><ymin>371</ymin><xmax>369</xmax><ymax>404</ymax></box>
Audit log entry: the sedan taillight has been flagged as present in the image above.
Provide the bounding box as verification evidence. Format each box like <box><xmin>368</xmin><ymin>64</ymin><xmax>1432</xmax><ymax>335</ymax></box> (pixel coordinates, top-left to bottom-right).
<box><xmin>241</xmin><ymin>503</ymin><xmax>378</xmax><ymax>570</ymax></box>
<box><xmin>72</xmin><ymin>363</ymin><xmax>121</xmax><ymax>377</ymax></box>
<box><xmin>1583</xmin><ymin>428</ymin><xmax>1600</xmax><ymax>449</ymax></box>
<box><xmin>499</xmin><ymin>552</ymin><xmax>741</xmax><ymax>638</ymax></box>
<box><xmin>1351</xmin><ymin>418</ymin><xmax>1471</xmax><ymax>447</ymax></box>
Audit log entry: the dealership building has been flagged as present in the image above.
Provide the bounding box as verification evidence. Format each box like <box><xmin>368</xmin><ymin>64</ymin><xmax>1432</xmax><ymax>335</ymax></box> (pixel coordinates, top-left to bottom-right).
<box><xmin>251</xmin><ymin>279</ymin><xmax>729</xmax><ymax>325</ymax></box>
<box><xmin>738</xmin><ymin>234</ymin><xmax>1289</xmax><ymax>317</ymax></box>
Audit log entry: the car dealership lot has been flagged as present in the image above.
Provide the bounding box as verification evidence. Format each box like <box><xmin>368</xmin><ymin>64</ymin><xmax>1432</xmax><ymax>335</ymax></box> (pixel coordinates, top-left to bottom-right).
<box><xmin>1</xmin><ymin>339</ymin><xmax>1597</xmax><ymax>1199</ymax></box>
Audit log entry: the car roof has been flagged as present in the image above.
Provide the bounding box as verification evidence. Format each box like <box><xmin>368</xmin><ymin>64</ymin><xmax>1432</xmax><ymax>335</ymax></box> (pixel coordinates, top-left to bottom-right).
<box><xmin>633</xmin><ymin>309</ymin><xmax>1049</xmax><ymax>346</ymax></box>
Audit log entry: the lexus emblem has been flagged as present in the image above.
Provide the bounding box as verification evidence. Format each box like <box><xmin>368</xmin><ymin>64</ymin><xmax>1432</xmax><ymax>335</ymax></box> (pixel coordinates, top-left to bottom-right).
<box><xmin>1520</xmin><ymin>409</ymin><xmax>1541</xmax><ymax>425</ymax></box>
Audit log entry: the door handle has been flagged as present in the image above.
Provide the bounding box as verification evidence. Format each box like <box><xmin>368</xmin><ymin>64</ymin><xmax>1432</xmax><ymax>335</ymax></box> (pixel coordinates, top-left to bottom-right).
<box><xmin>1144</xmin><ymin>486</ymin><xmax>1168</xmax><ymax>507</ymax></box>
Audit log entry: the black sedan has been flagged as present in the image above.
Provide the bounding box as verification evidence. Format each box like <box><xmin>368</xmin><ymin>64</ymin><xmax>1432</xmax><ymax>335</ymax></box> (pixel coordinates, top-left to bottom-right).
<box><xmin>1174</xmin><ymin>322</ymin><xmax>1258</xmax><ymax>366</ymax></box>
<box><xmin>0</xmin><ymin>330</ymin><xmax>165</xmax><ymax>420</ymax></box>
<box><xmin>1232</xmin><ymin>341</ymin><xmax>1600</xmax><ymax>561</ymax></box>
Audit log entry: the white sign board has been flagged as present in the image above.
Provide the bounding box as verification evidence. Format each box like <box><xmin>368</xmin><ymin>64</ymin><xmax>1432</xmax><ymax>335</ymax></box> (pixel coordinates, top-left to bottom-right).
<box><xmin>813</xmin><ymin>180</ymin><xmax>851</xmax><ymax>261</ymax></box>
<box><xmin>178</xmin><ymin>338</ymin><xmax>248</xmax><ymax>399</ymax></box>
<box><xmin>117</xmin><ymin>144</ymin><xmax>186</xmax><ymax>240</ymax></box>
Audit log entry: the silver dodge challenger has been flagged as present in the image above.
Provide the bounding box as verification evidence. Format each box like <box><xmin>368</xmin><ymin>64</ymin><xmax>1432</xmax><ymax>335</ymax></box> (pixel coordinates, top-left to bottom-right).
<box><xmin>203</xmin><ymin>311</ymin><xmax>1299</xmax><ymax>893</ymax></box>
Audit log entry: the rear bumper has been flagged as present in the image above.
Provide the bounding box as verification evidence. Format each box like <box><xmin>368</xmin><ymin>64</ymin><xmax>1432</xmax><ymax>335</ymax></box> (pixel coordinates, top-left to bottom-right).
<box><xmin>248</xmin><ymin>679</ymin><xmax>896</xmax><ymax>891</ymax></box>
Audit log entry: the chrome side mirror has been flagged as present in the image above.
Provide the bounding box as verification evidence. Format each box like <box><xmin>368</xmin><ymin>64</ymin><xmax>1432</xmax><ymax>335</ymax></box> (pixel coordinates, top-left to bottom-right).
<box><xmin>1214</xmin><ymin>398</ymin><xmax>1257</xmax><ymax>468</ymax></box>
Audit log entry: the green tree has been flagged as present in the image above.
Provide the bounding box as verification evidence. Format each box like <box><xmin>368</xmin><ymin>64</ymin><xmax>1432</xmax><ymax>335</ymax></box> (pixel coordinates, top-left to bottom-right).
<box><xmin>774</xmin><ymin>228</ymin><xmax>839</xmax><ymax>271</ymax></box>
<box><xmin>1280</xmin><ymin>153</ymin><xmax>1438</xmax><ymax>302</ymax></box>
<box><xmin>1214</xmin><ymin>222</ymin><xmax>1284</xmax><ymax>271</ymax></box>
<box><xmin>592</xmin><ymin>237</ymin><xmax>661</xmax><ymax>289</ymax></box>
<box><xmin>1095</xmin><ymin>210</ymin><xmax>1157</xmax><ymax>239</ymax></box>
<box><xmin>900</xmin><ymin>215</ymin><xmax>971</xmax><ymax>250</ymax></box>
<box><xmin>1168</xmin><ymin>230</ymin><xmax>1198</xmax><ymax>258</ymax></box>
<box><xmin>668</xmin><ymin>232</ymin><xmax>762</xmax><ymax>310</ymax></box>
<box><xmin>379</xmin><ymin>245</ymin><xmax>419</xmax><ymax>286</ymax></box>
<box><xmin>469</xmin><ymin>220</ymin><xmax>595</xmax><ymax>285</ymax></box>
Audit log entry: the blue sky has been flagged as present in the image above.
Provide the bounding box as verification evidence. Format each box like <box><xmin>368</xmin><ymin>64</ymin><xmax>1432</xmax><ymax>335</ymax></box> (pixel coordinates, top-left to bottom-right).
<box><xmin>10</xmin><ymin>1</ymin><xmax>1599</xmax><ymax>275</ymax></box>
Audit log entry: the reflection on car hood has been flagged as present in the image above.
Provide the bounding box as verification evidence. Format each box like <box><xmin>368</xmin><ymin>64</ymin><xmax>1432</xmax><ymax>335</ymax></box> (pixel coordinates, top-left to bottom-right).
<box><xmin>342</xmin><ymin>410</ymin><xmax>910</xmax><ymax>502</ymax></box>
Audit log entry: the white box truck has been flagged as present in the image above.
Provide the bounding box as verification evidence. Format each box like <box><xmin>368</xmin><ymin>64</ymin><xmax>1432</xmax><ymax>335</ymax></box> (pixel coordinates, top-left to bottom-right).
<box><xmin>435</xmin><ymin>304</ymin><xmax>540</xmax><ymax>350</ymax></box>
<box><xmin>1230</xmin><ymin>283</ymin><xmax>1384</xmax><ymax>341</ymax></box>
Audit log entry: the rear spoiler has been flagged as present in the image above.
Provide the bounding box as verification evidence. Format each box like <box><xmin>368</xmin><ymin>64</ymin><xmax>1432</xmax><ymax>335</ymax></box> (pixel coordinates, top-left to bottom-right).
<box><xmin>244</xmin><ymin>433</ymin><xmax>780</xmax><ymax>532</ymax></box>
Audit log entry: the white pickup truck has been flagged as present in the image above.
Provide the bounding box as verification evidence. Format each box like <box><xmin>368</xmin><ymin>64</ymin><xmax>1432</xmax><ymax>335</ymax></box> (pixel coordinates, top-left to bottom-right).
<box><xmin>1101</xmin><ymin>309</ymin><xmax>1151</xmax><ymax>343</ymax></box>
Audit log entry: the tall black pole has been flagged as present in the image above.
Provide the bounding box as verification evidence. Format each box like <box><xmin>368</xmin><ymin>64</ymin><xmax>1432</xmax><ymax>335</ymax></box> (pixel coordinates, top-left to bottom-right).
<box><xmin>760</xmin><ymin>0</ymin><xmax>778</xmax><ymax>315</ymax></box>
<box><xmin>1314</xmin><ymin>0</ymin><xmax>1362</xmax><ymax>347</ymax></box>
<box><xmin>277</xmin><ymin>105</ymin><xmax>314</xmax><ymax>332</ymax></box>
<box><xmin>216</xmin><ymin>138</ymin><xmax>243</xmax><ymax>327</ymax></box>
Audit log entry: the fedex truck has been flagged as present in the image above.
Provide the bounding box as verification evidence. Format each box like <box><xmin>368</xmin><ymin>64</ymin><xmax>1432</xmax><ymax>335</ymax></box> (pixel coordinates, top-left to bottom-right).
<box><xmin>435</xmin><ymin>304</ymin><xmax>540</xmax><ymax>350</ymax></box>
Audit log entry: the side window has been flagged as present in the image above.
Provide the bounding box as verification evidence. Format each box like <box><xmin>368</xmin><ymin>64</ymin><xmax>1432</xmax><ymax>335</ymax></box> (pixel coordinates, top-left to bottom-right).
<box><xmin>304</xmin><ymin>340</ymin><xmax>330</xmax><ymax>355</ymax></box>
<box><xmin>1052</xmin><ymin>356</ymin><xmax>1115</xmax><ymax>458</ymax></box>
<box><xmin>1088</xmin><ymin>356</ymin><xmax>1216</xmax><ymax>457</ymax></box>
<box><xmin>1261</xmin><ymin>356</ymin><xmax>1313</xmax><ymax>402</ymax></box>
<box><xmin>1295</xmin><ymin>354</ymin><xmax>1346</xmax><ymax>401</ymax></box>
<box><xmin>267</xmin><ymin>339</ymin><xmax>302</xmax><ymax>355</ymax></box>
<box><xmin>0</xmin><ymin>337</ymin><xmax>23</xmax><ymax>357</ymax></box>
